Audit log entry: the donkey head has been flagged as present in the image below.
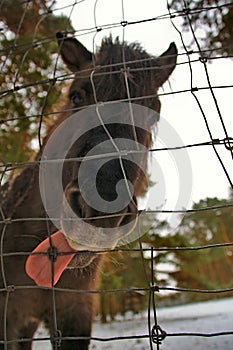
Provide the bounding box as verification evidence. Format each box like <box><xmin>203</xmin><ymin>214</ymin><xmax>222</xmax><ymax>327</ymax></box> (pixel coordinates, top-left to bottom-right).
<box><xmin>55</xmin><ymin>32</ymin><xmax>177</xmax><ymax>253</ymax></box>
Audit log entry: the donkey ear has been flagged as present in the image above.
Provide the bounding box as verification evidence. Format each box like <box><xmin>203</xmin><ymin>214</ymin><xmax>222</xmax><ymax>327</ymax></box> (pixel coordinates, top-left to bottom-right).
<box><xmin>155</xmin><ymin>42</ymin><xmax>177</xmax><ymax>87</ymax></box>
<box><xmin>56</xmin><ymin>32</ymin><xmax>92</xmax><ymax>72</ymax></box>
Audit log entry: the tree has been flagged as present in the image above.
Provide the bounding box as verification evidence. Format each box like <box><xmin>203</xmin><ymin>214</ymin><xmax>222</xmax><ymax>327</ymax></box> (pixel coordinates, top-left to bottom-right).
<box><xmin>138</xmin><ymin>194</ymin><xmax>233</xmax><ymax>304</ymax></box>
<box><xmin>0</xmin><ymin>0</ymin><xmax>74</xmax><ymax>174</ymax></box>
<box><xmin>169</xmin><ymin>0</ymin><xmax>233</xmax><ymax>56</ymax></box>
<box><xmin>167</xmin><ymin>196</ymin><xmax>233</xmax><ymax>301</ymax></box>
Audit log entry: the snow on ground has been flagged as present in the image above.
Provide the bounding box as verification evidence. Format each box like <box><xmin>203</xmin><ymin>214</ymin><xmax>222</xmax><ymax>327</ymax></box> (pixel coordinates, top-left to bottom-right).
<box><xmin>34</xmin><ymin>297</ymin><xmax>233</xmax><ymax>350</ymax></box>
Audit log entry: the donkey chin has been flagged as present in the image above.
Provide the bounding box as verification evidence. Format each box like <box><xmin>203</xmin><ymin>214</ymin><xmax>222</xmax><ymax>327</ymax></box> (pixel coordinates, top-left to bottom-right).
<box><xmin>61</xmin><ymin>187</ymin><xmax>138</xmax><ymax>268</ymax></box>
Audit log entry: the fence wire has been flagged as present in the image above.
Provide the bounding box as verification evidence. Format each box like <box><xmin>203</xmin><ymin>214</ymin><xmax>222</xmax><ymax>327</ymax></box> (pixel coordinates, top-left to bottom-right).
<box><xmin>0</xmin><ymin>0</ymin><xmax>233</xmax><ymax>349</ymax></box>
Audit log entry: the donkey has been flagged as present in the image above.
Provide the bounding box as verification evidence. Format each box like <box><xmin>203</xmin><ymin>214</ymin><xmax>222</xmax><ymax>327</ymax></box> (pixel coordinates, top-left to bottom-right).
<box><xmin>0</xmin><ymin>32</ymin><xmax>177</xmax><ymax>349</ymax></box>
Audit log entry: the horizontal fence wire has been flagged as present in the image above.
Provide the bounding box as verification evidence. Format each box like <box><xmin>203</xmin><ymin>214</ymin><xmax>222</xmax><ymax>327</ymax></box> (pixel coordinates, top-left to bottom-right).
<box><xmin>0</xmin><ymin>0</ymin><xmax>233</xmax><ymax>349</ymax></box>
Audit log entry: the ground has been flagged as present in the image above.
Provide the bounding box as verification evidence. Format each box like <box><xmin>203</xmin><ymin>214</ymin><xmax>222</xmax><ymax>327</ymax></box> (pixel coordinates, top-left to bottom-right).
<box><xmin>34</xmin><ymin>297</ymin><xmax>233</xmax><ymax>349</ymax></box>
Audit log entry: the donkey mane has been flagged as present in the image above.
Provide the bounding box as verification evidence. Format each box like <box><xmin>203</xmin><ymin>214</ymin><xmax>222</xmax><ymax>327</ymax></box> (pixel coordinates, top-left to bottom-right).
<box><xmin>98</xmin><ymin>36</ymin><xmax>153</xmax><ymax>63</ymax></box>
<box><xmin>93</xmin><ymin>36</ymin><xmax>159</xmax><ymax>105</ymax></box>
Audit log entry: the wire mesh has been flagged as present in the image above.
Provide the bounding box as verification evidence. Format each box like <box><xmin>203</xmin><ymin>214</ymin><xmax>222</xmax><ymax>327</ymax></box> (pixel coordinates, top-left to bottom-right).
<box><xmin>0</xmin><ymin>0</ymin><xmax>233</xmax><ymax>349</ymax></box>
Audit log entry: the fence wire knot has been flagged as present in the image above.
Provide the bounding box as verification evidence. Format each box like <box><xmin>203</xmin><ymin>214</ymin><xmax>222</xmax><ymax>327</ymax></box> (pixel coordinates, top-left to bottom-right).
<box><xmin>150</xmin><ymin>284</ymin><xmax>160</xmax><ymax>293</ymax></box>
<box><xmin>95</xmin><ymin>26</ymin><xmax>102</xmax><ymax>32</ymax></box>
<box><xmin>51</xmin><ymin>77</ymin><xmax>57</xmax><ymax>86</ymax></box>
<box><xmin>223</xmin><ymin>137</ymin><xmax>233</xmax><ymax>151</ymax></box>
<box><xmin>3</xmin><ymin>217</ymin><xmax>12</xmax><ymax>225</ymax></box>
<box><xmin>121</xmin><ymin>67</ymin><xmax>133</xmax><ymax>79</ymax></box>
<box><xmin>121</xmin><ymin>20</ymin><xmax>128</xmax><ymax>27</ymax></box>
<box><xmin>51</xmin><ymin>329</ymin><xmax>62</xmax><ymax>348</ymax></box>
<box><xmin>47</xmin><ymin>246</ymin><xmax>58</xmax><ymax>262</ymax></box>
<box><xmin>182</xmin><ymin>7</ymin><xmax>190</xmax><ymax>15</ymax></box>
<box><xmin>6</xmin><ymin>285</ymin><xmax>15</xmax><ymax>293</ymax></box>
<box><xmin>199</xmin><ymin>56</ymin><xmax>208</xmax><ymax>63</ymax></box>
<box><xmin>152</xmin><ymin>324</ymin><xmax>167</xmax><ymax>345</ymax></box>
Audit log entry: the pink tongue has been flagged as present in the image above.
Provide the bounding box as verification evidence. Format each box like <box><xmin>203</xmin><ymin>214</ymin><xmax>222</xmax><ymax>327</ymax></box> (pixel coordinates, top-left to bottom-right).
<box><xmin>25</xmin><ymin>230</ymin><xmax>76</xmax><ymax>287</ymax></box>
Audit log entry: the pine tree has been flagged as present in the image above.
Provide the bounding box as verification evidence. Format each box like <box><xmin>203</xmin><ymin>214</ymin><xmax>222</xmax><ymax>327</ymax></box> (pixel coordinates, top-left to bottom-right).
<box><xmin>0</xmin><ymin>0</ymin><xmax>74</xmax><ymax>174</ymax></box>
<box><xmin>169</xmin><ymin>196</ymin><xmax>233</xmax><ymax>301</ymax></box>
<box><xmin>169</xmin><ymin>0</ymin><xmax>233</xmax><ymax>56</ymax></box>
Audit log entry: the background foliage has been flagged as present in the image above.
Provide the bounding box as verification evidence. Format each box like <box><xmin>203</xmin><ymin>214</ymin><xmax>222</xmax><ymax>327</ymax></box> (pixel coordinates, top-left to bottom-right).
<box><xmin>0</xmin><ymin>0</ymin><xmax>74</xmax><ymax>172</ymax></box>
<box><xmin>169</xmin><ymin>0</ymin><xmax>233</xmax><ymax>56</ymax></box>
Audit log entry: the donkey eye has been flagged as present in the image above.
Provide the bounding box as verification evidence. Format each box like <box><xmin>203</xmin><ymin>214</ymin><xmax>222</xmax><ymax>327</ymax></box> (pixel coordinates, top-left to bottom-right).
<box><xmin>70</xmin><ymin>92</ymin><xmax>83</xmax><ymax>106</ymax></box>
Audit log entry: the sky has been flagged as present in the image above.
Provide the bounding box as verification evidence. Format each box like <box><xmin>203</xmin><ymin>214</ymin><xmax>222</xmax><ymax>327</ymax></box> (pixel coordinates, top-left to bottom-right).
<box><xmin>53</xmin><ymin>0</ymin><xmax>233</xmax><ymax>220</ymax></box>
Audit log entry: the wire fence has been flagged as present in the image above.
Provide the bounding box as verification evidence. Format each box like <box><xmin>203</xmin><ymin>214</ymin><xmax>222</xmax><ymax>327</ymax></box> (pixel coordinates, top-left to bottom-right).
<box><xmin>0</xmin><ymin>0</ymin><xmax>233</xmax><ymax>349</ymax></box>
